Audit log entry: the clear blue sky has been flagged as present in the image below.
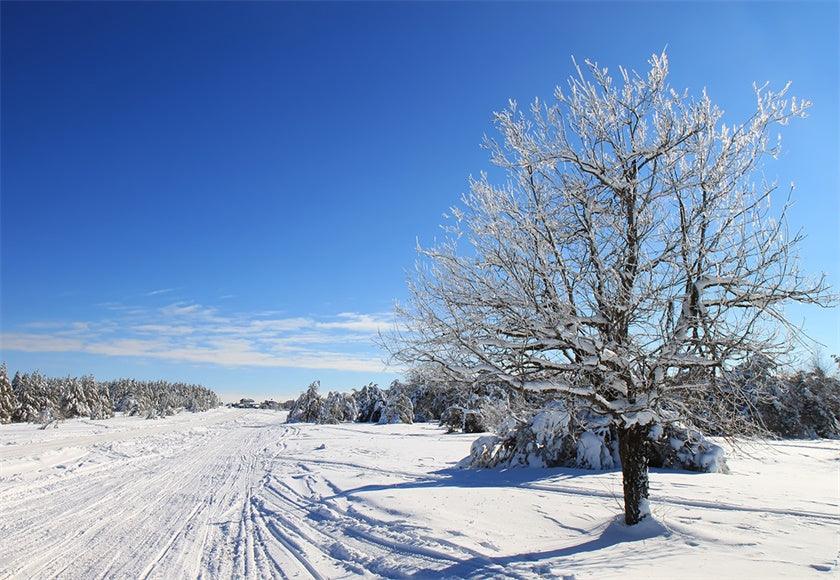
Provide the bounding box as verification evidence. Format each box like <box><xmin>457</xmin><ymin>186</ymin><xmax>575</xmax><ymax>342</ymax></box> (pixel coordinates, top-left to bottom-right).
<box><xmin>2</xmin><ymin>1</ymin><xmax>837</xmax><ymax>401</ymax></box>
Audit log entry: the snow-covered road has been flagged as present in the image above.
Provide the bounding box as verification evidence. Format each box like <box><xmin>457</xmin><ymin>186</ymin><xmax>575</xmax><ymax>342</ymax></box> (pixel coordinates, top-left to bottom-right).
<box><xmin>1</xmin><ymin>408</ymin><xmax>837</xmax><ymax>579</ymax></box>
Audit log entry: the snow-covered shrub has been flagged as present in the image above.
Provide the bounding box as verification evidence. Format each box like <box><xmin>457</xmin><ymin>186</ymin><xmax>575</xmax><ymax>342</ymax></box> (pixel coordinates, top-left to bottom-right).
<box><xmin>464</xmin><ymin>401</ymin><xmax>578</xmax><ymax>468</ymax></box>
<box><xmin>463</xmin><ymin>401</ymin><xmax>727</xmax><ymax>473</ymax></box>
<box><xmin>437</xmin><ymin>382</ymin><xmax>544</xmax><ymax>434</ymax></box>
<box><xmin>280</xmin><ymin>399</ymin><xmax>296</xmax><ymax>410</ymax></box>
<box><xmin>353</xmin><ymin>383</ymin><xmax>386</xmax><ymax>423</ymax></box>
<box><xmin>764</xmin><ymin>365</ymin><xmax>840</xmax><ymax>438</ymax></box>
<box><xmin>317</xmin><ymin>391</ymin><xmax>358</xmax><ymax>424</ymax></box>
<box><xmin>286</xmin><ymin>381</ymin><xmax>323</xmax><ymax>423</ymax></box>
<box><xmin>647</xmin><ymin>422</ymin><xmax>728</xmax><ymax>473</ymax></box>
<box><xmin>38</xmin><ymin>406</ymin><xmax>55</xmax><ymax>424</ymax></box>
<box><xmin>404</xmin><ymin>383</ymin><xmax>449</xmax><ymax>422</ymax></box>
<box><xmin>441</xmin><ymin>397</ymin><xmax>510</xmax><ymax>434</ymax></box>
<box><xmin>378</xmin><ymin>391</ymin><xmax>414</xmax><ymax>424</ymax></box>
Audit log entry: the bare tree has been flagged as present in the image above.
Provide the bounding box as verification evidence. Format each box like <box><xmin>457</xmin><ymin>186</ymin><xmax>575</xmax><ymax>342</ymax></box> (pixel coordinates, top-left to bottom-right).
<box><xmin>388</xmin><ymin>52</ymin><xmax>832</xmax><ymax>525</ymax></box>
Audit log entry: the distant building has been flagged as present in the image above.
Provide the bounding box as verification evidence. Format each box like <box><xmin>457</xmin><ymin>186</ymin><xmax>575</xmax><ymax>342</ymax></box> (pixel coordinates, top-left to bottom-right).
<box><xmin>233</xmin><ymin>398</ymin><xmax>258</xmax><ymax>409</ymax></box>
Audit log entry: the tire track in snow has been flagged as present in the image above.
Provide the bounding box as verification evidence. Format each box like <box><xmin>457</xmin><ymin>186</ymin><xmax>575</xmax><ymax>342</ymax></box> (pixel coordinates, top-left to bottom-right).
<box><xmin>0</xmin><ymin>410</ymin><xmax>291</xmax><ymax>580</ymax></box>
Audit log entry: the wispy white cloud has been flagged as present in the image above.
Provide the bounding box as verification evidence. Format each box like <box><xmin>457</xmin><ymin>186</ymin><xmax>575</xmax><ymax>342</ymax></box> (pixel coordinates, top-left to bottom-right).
<box><xmin>146</xmin><ymin>288</ymin><xmax>176</xmax><ymax>296</ymax></box>
<box><xmin>0</xmin><ymin>301</ymin><xmax>395</xmax><ymax>373</ymax></box>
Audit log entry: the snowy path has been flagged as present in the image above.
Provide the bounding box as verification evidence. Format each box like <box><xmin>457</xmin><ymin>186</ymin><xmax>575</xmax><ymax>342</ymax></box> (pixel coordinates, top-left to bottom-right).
<box><xmin>1</xmin><ymin>409</ymin><xmax>838</xmax><ymax>579</ymax></box>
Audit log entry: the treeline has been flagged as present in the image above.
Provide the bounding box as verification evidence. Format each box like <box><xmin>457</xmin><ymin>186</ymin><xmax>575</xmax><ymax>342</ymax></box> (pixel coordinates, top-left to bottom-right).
<box><xmin>287</xmin><ymin>358</ymin><xmax>840</xmax><ymax>439</ymax></box>
<box><xmin>0</xmin><ymin>363</ymin><xmax>219</xmax><ymax>424</ymax></box>
<box><xmin>693</xmin><ymin>356</ymin><xmax>840</xmax><ymax>440</ymax></box>
<box><xmin>284</xmin><ymin>358</ymin><xmax>840</xmax><ymax>474</ymax></box>
<box><xmin>285</xmin><ymin>377</ymin><xmax>542</xmax><ymax>430</ymax></box>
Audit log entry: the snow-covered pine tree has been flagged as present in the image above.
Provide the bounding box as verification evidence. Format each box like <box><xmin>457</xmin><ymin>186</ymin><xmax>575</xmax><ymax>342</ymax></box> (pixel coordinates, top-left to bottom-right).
<box><xmin>13</xmin><ymin>371</ymin><xmax>52</xmax><ymax>423</ymax></box>
<box><xmin>286</xmin><ymin>381</ymin><xmax>323</xmax><ymax>423</ymax></box>
<box><xmin>60</xmin><ymin>376</ymin><xmax>90</xmax><ymax>418</ymax></box>
<box><xmin>0</xmin><ymin>363</ymin><xmax>16</xmax><ymax>423</ymax></box>
<box><xmin>378</xmin><ymin>385</ymin><xmax>414</xmax><ymax>424</ymax></box>
<box><xmin>94</xmin><ymin>383</ymin><xmax>115</xmax><ymax>419</ymax></box>
<box><xmin>317</xmin><ymin>391</ymin><xmax>358</xmax><ymax>424</ymax></box>
<box><xmin>388</xmin><ymin>52</ymin><xmax>832</xmax><ymax>525</ymax></box>
<box><xmin>353</xmin><ymin>383</ymin><xmax>386</xmax><ymax>422</ymax></box>
<box><xmin>45</xmin><ymin>376</ymin><xmax>64</xmax><ymax>417</ymax></box>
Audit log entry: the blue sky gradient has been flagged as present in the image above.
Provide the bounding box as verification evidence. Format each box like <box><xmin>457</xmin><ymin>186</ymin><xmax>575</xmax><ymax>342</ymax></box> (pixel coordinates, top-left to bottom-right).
<box><xmin>2</xmin><ymin>2</ymin><xmax>837</xmax><ymax>400</ymax></box>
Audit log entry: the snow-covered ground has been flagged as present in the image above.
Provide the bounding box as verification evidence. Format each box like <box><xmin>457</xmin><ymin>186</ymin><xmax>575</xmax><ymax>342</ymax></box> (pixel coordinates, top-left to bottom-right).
<box><xmin>0</xmin><ymin>408</ymin><xmax>837</xmax><ymax>579</ymax></box>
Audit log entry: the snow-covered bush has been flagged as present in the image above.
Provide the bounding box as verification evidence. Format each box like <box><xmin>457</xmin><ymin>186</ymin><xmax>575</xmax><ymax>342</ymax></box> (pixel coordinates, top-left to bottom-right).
<box><xmin>318</xmin><ymin>391</ymin><xmax>358</xmax><ymax>424</ymax></box>
<box><xmin>116</xmin><ymin>393</ymin><xmax>143</xmax><ymax>416</ymax></box>
<box><xmin>441</xmin><ymin>397</ymin><xmax>509</xmax><ymax>434</ymax></box>
<box><xmin>647</xmin><ymin>422</ymin><xmax>728</xmax><ymax>473</ymax></box>
<box><xmin>465</xmin><ymin>401</ymin><xmax>580</xmax><ymax>468</ymax></box>
<box><xmin>353</xmin><ymin>383</ymin><xmax>386</xmax><ymax>423</ymax></box>
<box><xmin>757</xmin><ymin>364</ymin><xmax>840</xmax><ymax>439</ymax></box>
<box><xmin>286</xmin><ymin>381</ymin><xmax>323</xmax><ymax>423</ymax></box>
<box><xmin>464</xmin><ymin>401</ymin><xmax>727</xmax><ymax>474</ymax></box>
<box><xmin>789</xmin><ymin>367</ymin><xmax>840</xmax><ymax>438</ymax></box>
<box><xmin>403</xmin><ymin>383</ymin><xmax>448</xmax><ymax>422</ymax></box>
<box><xmin>378</xmin><ymin>390</ymin><xmax>414</xmax><ymax>424</ymax></box>
<box><xmin>437</xmin><ymin>382</ymin><xmax>545</xmax><ymax>434</ymax></box>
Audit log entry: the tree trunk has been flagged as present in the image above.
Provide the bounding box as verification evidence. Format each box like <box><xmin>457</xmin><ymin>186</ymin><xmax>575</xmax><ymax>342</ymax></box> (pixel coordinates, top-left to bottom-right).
<box><xmin>618</xmin><ymin>424</ymin><xmax>650</xmax><ymax>525</ymax></box>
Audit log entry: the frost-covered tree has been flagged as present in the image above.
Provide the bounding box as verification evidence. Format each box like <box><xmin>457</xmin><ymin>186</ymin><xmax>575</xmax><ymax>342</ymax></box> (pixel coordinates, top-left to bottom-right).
<box><xmin>12</xmin><ymin>371</ymin><xmax>52</xmax><ymax>423</ymax></box>
<box><xmin>103</xmin><ymin>377</ymin><xmax>216</xmax><ymax>416</ymax></box>
<box><xmin>286</xmin><ymin>381</ymin><xmax>324</xmax><ymax>423</ymax></box>
<box><xmin>92</xmin><ymin>383</ymin><xmax>115</xmax><ymax>419</ymax></box>
<box><xmin>78</xmin><ymin>375</ymin><xmax>115</xmax><ymax>419</ymax></box>
<box><xmin>317</xmin><ymin>391</ymin><xmax>358</xmax><ymax>424</ymax></box>
<box><xmin>389</xmin><ymin>52</ymin><xmax>832</xmax><ymax>525</ymax></box>
<box><xmin>353</xmin><ymin>383</ymin><xmax>386</xmax><ymax>423</ymax></box>
<box><xmin>60</xmin><ymin>376</ymin><xmax>90</xmax><ymax>418</ymax></box>
<box><xmin>378</xmin><ymin>386</ymin><xmax>414</xmax><ymax>424</ymax></box>
<box><xmin>0</xmin><ymin>363</ymin><xmax>15</xmax><ymax>424</ymax></box>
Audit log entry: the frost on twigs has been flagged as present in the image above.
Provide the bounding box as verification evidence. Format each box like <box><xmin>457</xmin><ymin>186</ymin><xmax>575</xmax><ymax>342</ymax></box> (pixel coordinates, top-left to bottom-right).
<box><xmin>385</xmin><ymin>49</ymin><xmax>831</xmax><ymax>524</ymax></box>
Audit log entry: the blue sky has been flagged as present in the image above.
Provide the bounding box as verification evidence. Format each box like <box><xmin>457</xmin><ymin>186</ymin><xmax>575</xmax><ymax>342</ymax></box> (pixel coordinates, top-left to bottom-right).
<box><xmin>1</xmin><ymin>2</ymin><xmax>837</xmax><ymax>401</ymax></box>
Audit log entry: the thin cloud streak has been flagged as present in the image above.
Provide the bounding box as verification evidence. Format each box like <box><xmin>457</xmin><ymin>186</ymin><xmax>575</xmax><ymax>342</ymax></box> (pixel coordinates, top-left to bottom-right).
<box><xmin>0</xmin><ymin>301</ymin><xmax>396</xmax><ymax>373</ymax></box>
<box><xmin>146</xmin><ymin>287</ymin><xmax>176</xmax><ymax>296</ymax></box>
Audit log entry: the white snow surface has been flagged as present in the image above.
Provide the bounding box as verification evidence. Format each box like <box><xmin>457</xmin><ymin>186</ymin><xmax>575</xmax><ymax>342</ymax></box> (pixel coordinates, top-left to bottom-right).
<box><xmin>1</xmin><ymin>408</ymin><xmax>837</xmax><ymax>579</ymax></box>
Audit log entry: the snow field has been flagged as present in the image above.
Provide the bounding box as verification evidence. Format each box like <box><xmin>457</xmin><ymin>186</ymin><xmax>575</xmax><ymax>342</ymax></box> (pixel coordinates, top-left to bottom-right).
<box><xmin>1</xmin><ymin>408</ymin><xmax>837</xmax><ymax>578</ymax></box>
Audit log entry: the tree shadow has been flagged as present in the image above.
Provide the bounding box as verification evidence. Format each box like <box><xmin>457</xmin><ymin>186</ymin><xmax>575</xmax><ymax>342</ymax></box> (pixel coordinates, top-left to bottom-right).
<box><xmin>408</xmin><ymin>515</ymin><xmax>670</xmax><ymax>578</ymax></box>
<box><xmin>326</xmin><ymin>464</ymin><xmax>606</xmax><ymax>501</ymax></box>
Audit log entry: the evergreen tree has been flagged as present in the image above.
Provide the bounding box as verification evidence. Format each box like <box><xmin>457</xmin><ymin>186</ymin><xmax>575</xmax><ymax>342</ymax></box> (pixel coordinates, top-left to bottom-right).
<box><xmin>13</xmin><ymin>372</ymin><xmax>46</xmax><ymax>423</ymax></box>
<box><xmin>0</xmin><ymin>363</ymin><xmax>16</xmax><ymax>424</ymax></box>
<box><xmin>286</xmin><ymin>382</ymin><xmax>323</xmax><ymax>423</ymax></box>
<box><xmin>94</xmin><ymin>383</ymin><xmax>115</xmax><ymax>419</ymax></box>
<box><xmin>61</xmin><ymin>376</ymin><xmax>90</xmax><ymax>418</ymax></box>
